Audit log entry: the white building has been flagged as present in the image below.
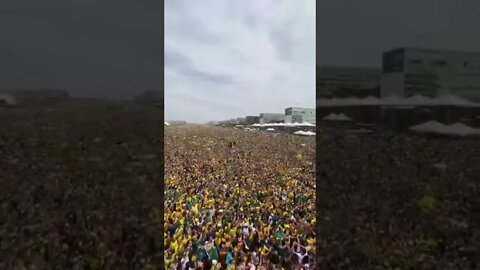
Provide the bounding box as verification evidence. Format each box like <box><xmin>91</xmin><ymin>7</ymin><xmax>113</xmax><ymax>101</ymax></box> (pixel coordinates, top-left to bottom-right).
<box><xmin>381</xmin><ymin>47</ymin><xmax>480</xmax><ymax>102</ymax></box>
<box><xmin>284</xmin><ymin>107</ymin><xmax>316</xmax><ymax>124</ymax></box>
<box><xmin>317</xmin><ymin>66</ymin><xmax>380</xmax><ymax>98</ymax></box>
<box><xmin>259</xmin><ymin>113</ymin><xmax>284</xmax><ymax>124</ymax></box>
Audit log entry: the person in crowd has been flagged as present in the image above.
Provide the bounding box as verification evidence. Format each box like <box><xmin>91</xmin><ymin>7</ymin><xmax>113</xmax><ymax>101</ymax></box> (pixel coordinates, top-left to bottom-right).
<box><xmin>165</xmin><ymin>127</ymin><xmax>316</xmax><ymax>269</ymax></box>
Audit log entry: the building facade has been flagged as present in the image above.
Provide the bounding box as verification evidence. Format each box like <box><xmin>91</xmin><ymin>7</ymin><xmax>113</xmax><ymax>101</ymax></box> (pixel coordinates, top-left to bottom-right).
<box><xmin>237</xmin><ymin>117</ymin><xmax>246</xmax><ymax>125</ymax></box>
<box><xmin>259</xmin><ymin>113</ymin><xmax>284</xmax><ymax>124</ymax></box>
<box><xmin>284</xmin><ymin>107</ymin><xmax>316</xmax><ymax>124</ymax></box>
<box><xmin>166</xmin><ymin>120</ymin><xmax>187</xmax><ymax>125</ymax></box>
<box><xmin>381</xmin><ymin>47</ymin><xmax>480</xmax><ymax>102</ymax></box>
<box><xmin>245</xmin><ymin>116</ymin><xmax>260</xmax><ymax>125</ymax></box>
<box><xmin>317</xmin><ymin>66</ymin><xmax>381</xmax><ymax>98</ymax></box>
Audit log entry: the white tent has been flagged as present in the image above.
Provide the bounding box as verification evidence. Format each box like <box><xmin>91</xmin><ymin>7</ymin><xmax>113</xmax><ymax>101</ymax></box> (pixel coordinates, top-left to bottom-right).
<box><xmin>266</xmin><ymin>128</ymin><xmax>275</xmax><ymax>131</ymax></box>
<box><xmin>317</xmin><ymin>94</ymin><xmax>480</xmax><ymax>107</ymax></box>
<box><xmin>359</xmin><ymin>96</ymin><xmax>381</xmax><ymax>106</ymax></box>
<box><xmin>293</xmin><ymin>130</ymin><xmax>316</xmax><ymax>136</ymax></box>
<box><xmin>410</xmin><ymin>121</ymin><xmax>480</xmax><ymax>136</ymax></box>
<box><xmin>322</xmin><ymin>113</ymin><xmax>352</xmax><ymax>121</ymax></box>
<box><xmin>409</xmin><ymin>121</ymin><xmax>445</xmax><ymax>133</ymax></box>
<box><xmin>164</xmin><ymin>122</ymin><xmax>170</xmax><ymax>126</ymax></box>
<box><xmin>251</xmin><ymin>122</ymin><xmax>315</xmax><ymax>127</ymax></box>
<box><xmin>430</xmin><ymin>94</ymin><xmax>480</xmax><ymax>107</ymax></box>
<box><xmin>0</xmin><ymin>94</ymin><xmax>17</xmax><ymax>106</ymax></box>
<box><xmin>405</xmin><ymin>95</ymin><xmax>434</xmax><ymax>106</ymax></box>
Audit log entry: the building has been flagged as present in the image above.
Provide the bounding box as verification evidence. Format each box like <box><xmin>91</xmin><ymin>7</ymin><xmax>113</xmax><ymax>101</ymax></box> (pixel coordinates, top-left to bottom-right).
<box><xmin>245</xmin><ymin>116</ymin><xmax>260</xmax><ymax>125</ymax></box>
<box><xmin>166</xmin><ymin>120</ymin><xmax>187</xmax><ymax>125</ymax></box>
<box><xmin>259</xmin><ymin>113</ymin><xmax>284</xmax><ymax>124</ymax></box>
<box><xmin>317</xmin><ymin>66</ymin><xmax>381</xmax><ymax>98</ymax></box>
<box><xmin>285</xmin><ymin>107</ymin><xmax>316</xmax><ymax>124</ymax></box>
<box><xmin>381</xmin><ymin>47</ymin><xmax>480</xmax><ymax>102</ymax></box>
<box><xmin>237</xmin><ymin>117</ymin><xmax>246</xmax><ymax>125</ymax></box>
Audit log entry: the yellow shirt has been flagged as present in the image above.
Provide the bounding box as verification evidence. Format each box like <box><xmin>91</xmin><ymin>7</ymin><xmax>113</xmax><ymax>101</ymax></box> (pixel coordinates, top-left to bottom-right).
<box><xmin>215</xmin><ymin>237</ymin><xmax>222</xmax><ymax>246</ymax></box>
<box><xmin>171</xmin><ymin>241</ymin><xmax>178</xmax><ymax>252</ymax></box>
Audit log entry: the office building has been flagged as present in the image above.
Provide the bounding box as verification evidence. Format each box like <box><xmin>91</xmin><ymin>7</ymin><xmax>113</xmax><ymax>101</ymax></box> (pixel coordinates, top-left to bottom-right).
<box><xmin>237</xmin><ymin>117</ymin><xmax>246</xmax><ymax>125</ymax></box>
<box><xmin>166</xmin><ymin>120</ymin><xmax>187</xmax><ymax>125</ymax></box>
<box><xmin>285</xmin><ymin>107</ymin><xmax>316</xmax><ymax>124</ymax></box>
<box><xmin>259</xmin><ymin>113</ymin><xmax>284</xmax><ymax>124</ymax></box>
<box><xmin>245</xmin><ymin>116</ymin><xmax>260</xmax><ymax>125</ymax></box>
<box><xmin>381</xmin><ymin>47</ymin><xmax>480</xmax><ymax>102</ymax></box>
<box><xmin>317</xmin><ymin>66</ymin><xmax>381</xmax><ymax>98</ymax></box>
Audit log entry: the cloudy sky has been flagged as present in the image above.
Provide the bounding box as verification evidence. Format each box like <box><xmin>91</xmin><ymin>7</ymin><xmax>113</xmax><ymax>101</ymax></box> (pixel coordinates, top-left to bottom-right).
<box><xmin>0</xmin><ymin>0</ymin><xmax>161</xmax><ymax>98</ymax></box>
<box><xmin>318</xmin><ymin>0</ymin><xmax>480</xmax><ymax>67</ymax></box>
<box><xmin>165</xmin><ymin>0</ymin><xmax>315</xmax><ymax>123</ymax></box>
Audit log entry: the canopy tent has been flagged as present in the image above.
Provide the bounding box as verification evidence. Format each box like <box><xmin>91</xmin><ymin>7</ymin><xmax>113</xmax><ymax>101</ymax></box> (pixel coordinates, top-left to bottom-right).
<box><xmin>322</xmin><ymin>113</ymin><xmax>352</xmax><ymax>121</ymax></box>
<box><xmin>293</xmin><ymin>130</ymin><xmax>316</xmax><ymax>136</ymax></box>
<box><xmin>0</xmin><ymin>94</ymin><xmax>17</xmax><ymax>106</ymax></box>
<box><xmin>251</xmin><ymin>122</ymin><xmax>315</xmax><ymax>127</ymax></box>
<box><xmin>317</xmin><ymin>94</ymin><xmax>480</xmax><ymax>107</ymax></box>
<box><xmin>409</xmin><ymin>121</ymin><xmax>480</xmax><ymax>137</ymax></box>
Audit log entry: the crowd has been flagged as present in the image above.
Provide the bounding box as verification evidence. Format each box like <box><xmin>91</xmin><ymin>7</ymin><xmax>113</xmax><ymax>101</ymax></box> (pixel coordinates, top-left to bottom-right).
<box><xmin>165</xmin><ymin>127</ymin><xmax>316</xmax><ymax>269</ymax></box>
<box><xmin>316</xmin><ymin>129</ymin><xmax>479</xmax><ymax>269</ymax></box>
<box><xmin>0</xmin><ymin>102</ymin><xmax>164</xmax><ymax>269</ymax></box>
<box><xmin>2</xmin><ymin>101</ymin><xmax>478</xmax><ymax>269</ymax></box>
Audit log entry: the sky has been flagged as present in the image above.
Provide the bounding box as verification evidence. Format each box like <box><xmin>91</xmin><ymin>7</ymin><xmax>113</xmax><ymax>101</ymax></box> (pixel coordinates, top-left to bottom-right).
<box><xmin>0</xmin><ymin>0</ymin><xmax>162</xmax><ymax>99</ymax></box>
<box><xmin>1</xmin><ymin>0</ymin><xmax>477</xmax><ymax>107</ymax></box>
<box><xmin>165</xmin><ymin>0</ymin><xmax>316</xmax><ymax>123</ymax></box>
<box><xmin>318</xmin><ymin>0</ymin><xmax>480</xmax><ymax>68</ymax></box>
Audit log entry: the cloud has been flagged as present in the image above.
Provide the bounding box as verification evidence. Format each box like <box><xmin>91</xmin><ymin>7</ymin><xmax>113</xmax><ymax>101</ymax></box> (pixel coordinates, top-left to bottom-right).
<box><xmin>165</xmin><ymin>50</ymin><xmax>235</xmax><ymax>85</ymax></box>
<box><xmin>165</xmin><ymin>0</ymin><xmax>315</xmax><ymax>123</ymax></box>
<box><xmin>0</xmin><ymin>0</ymin><xmax>162</xmax><ymax>98</ymax></box>
<box><xmin>317</xmin><ymin>0</ymin><xmax>480</xmax><ymax>67</ymax></box>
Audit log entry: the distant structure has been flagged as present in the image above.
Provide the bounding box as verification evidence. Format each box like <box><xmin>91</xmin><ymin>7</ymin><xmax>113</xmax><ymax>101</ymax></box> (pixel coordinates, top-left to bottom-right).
<box><xmin>0</xmin><ymin>93</ymin><xmax>17</xmax><ymax>107</ymax></box>
<box><xmin>2</xmin><ymin>89</ymin><xmax>69</xmax><ymax>104</ymax></box>
<box><xmin>245</xmin><ymin>116</ymin><xmax>260</xmax><ymax>125</ymax></box>
<box><xmin>259</xmin><ymin>113</ymin><xmax>284</xmax><ymax>124</ymax></box>
<box><xmin>284</xmin><ymin>107</ymin><xmax>316</xmax><ymax>124</ymax></box>
<box><xmin>237</xmin><ymin>117</ymin><xmax>246</xmax><ymax>125</ymax></box>
<box><xmin>381</xmin><ymin>47</ymin><xmax>480</xmax><ymax>102</ymax></box>
<box><xmin>166</xmin><ymin>120</ymin><xmax>187</xmax><ymax>126</ymax></box>
<box><xmin>317</xmin><ymin>66</ymin><xmax>381</xmax><ymax>98</ymax></box>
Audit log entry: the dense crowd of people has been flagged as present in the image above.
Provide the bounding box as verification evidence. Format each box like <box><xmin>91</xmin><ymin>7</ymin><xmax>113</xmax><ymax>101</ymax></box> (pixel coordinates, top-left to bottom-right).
<box><xmin>0</xmin><ymin>102</ymin><xmax>164</xmax><ymax>269</ymax></box>
<box><xmin>316</xmin><ymin>129</ymin><xmax>479</xmax><ymax>269</ymax></box>
<box><xmin>1</xmin><ymin>101</ymin><xmax>478</xmax><ymax>269</ymax></box>
<box><xmin>165</xmin><ymin>127</ymin><xmax>316</xmax><ymax>269</ymax></box>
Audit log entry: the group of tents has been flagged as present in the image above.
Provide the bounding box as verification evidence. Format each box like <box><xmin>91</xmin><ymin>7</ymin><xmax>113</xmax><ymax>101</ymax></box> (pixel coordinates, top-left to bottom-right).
<box><xmin>251</xmin><ymin>122</ymin><xmax>315</xmax><ymax>127</ymax></box>
<box><xmin>0</xmin><ymin>94</ymin><xmax>17</xmax><ymax>106</ymax></box>
<box><xmin>317</xmin><ymin>94</ymin><xmax>480</xmax><ymax>108</ymax></box>
<box><xmin>410</xmin><ymin>121</ymin><xmax>480</xmax><ymax>137</ymax></box>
